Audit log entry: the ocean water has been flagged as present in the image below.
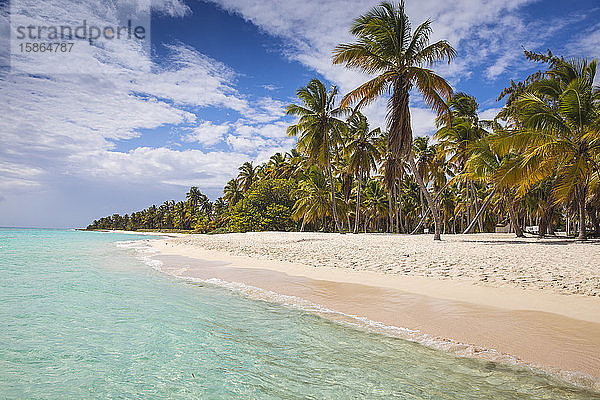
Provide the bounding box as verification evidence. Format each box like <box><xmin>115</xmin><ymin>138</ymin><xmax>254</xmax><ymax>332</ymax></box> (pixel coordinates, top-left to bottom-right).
<box><xmin>0</xmin><ymin>228</ymin><xmax>598</xmax><ymax>399</ymax></box>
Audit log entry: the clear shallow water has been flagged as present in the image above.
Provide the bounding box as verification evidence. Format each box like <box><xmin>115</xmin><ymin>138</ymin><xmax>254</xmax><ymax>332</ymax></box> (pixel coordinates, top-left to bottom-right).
<box><xmin>0</xmin><ymin>229</ymin><xmax>598</xmax><ymax>399</ymax></box>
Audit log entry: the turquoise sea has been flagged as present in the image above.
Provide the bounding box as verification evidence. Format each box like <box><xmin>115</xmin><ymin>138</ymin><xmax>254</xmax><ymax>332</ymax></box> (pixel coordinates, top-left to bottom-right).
<box><xmin>0</xmin><ymin>228</ymin><xmax>598</xmax><ymax>399</ymax></box>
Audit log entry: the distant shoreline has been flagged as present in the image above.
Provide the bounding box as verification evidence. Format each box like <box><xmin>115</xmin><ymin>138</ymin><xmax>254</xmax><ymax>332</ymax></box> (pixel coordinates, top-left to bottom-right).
<box><xmin>142</xmin><ymin>231</ymin><xmax>600</xmax><ymax>390</ymax></box>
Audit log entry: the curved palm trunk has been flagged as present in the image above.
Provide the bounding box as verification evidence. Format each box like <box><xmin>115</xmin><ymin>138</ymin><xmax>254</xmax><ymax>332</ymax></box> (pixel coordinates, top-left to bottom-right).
<box><xmin>408</xmin><ymin>152</ymin><xmax>441</xmax><ymax>240</ymax></box>
<box><xmin>411</xmin><ymin>179</ymin><xmax>452</xmax><ymax>235</ymax></box>
<box><xmin>327</xmin><ymin>164</ymin><xmax>345</xmax><ymax>234</ymax></box>
<box><xmin>463</xmin><ymin>187</ymin><xmax>496</xmax><ymax>234</ymax></box>
<box><xmin>354</xmin><ymin>173</ymin><xmax>362</xmax><ymax>234</ymax></box>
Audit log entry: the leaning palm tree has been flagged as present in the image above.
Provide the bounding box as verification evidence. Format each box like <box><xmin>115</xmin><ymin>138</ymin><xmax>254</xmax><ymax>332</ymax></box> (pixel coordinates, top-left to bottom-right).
<box><xmin>345</xmin><ymin>111</ymin><xmax>381</xmax><ymax>233</ymax></box>
<box><xmin>286</xmin><ymin>78</ymin><xmax>347</xmax><ymax>233</ymax></box>
<box><xmin>333</xmin><ymin>0</ymin><xmax>456</xmax><ymax>240</ymax></box>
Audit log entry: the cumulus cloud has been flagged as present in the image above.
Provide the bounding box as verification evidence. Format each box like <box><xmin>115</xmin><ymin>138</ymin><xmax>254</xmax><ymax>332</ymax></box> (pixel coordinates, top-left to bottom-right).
<box><xmin>210</xmin><ymin>0</ymin><xmax>545</xmax><ymax>86</ymax></box>
<box><xmin>0</xmin><ymin>0</ymin><xmax>297</xmax><ymax>218</ymax></box>
<box><xmin>208</xmin><ymin>0</ymin><xmax>563</xmax><ymax>135</ymax></box>
<box><xmin>183</xmin><ymin>121</ymin><xmax>231</xmax><ymax>146</ymax></box>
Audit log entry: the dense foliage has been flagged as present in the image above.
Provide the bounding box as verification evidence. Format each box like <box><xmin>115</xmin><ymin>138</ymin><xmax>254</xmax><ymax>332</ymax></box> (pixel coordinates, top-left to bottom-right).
<box><xmin>88</xmin><ymin>3</ymin><xmax>600</xmax><ymax>239</ymax></box>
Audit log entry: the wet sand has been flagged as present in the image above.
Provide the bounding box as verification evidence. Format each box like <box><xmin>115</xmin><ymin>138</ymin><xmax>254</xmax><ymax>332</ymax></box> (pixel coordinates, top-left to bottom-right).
<box><xmin>146</xmin><ymin>235</ymin><xmax>600</xmax><ymax>390</ymax></box>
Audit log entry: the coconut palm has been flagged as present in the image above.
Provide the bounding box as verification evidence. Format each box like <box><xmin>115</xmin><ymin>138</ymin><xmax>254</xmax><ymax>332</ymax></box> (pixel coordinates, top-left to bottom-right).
<box><xmin>436</xmin><ymin>93</ymin><xmax>488</xmax><ymax>231</ymax></box>
<box><xmin>286</xmin><ymin>78</ymin><xmax>348</xmax><ymax>233</ymax></box>
<box><xmin>237</xmin><ymin>162</ymin><xmax>256</xmax><ymax>192</ymax></box>
<box><xmin>292</xmin><ymin>167</ymin><xmax>334</xmax><ymax>231</ymax></box>
<box><xmin>333</xmin><ymin>0</ymin><xmax>456</xmax><ymax>240</ymax></box>
<box><xmin>186</xmin><ymin>187</ymin><xmax>203</xmax><ymax>212</ymax></box>
<box><xmin>362</xmin><ymin>179</ymin><xmax>389</xmax><ymax>232</ymax></box>
<box><xmin>501</xmin><ymin>55</ymin><xmax>600</xmax><ymax>239</ymax></box>
<box><xmin>345</xmin><ymin>111</ymin><xmax>381</xmax><ymax>233</ymax></box>
<box><xmin>463</xmin><ymin>135</ymin><xmax>525</xmax><ymax>237</ymax></box>
<box><xmin>223</xmin><ymin>179</ymin><xmax>243</xmax><ymax>207</ymax></box>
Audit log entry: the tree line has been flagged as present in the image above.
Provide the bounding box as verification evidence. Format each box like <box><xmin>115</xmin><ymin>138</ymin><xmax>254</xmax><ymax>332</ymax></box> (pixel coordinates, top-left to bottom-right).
<box><xmin>88</xmin><ymin>2</ymin><xmax>600</xmax><ymax>240</ymax></box>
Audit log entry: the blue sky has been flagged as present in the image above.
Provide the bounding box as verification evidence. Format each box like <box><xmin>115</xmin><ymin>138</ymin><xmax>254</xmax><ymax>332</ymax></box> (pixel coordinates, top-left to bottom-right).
<box><xmin>1</xmin><ymin>0</ymin><xmax>599</xmax><ymax>228</ymax></box>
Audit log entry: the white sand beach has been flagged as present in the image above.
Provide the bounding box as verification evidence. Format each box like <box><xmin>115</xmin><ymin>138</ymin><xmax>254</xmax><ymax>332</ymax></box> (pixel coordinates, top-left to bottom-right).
<box><xmin>147</xmin><ymin>232</ymin><xmax>600</xmax><ymax>389</ymax></box>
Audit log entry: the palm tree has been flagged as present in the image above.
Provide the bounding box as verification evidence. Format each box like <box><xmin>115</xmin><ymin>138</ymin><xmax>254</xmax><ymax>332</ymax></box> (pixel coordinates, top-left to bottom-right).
<box><xmin>292</xmin><ymin>167</ymin><xmax>334</xmax><ymax>231</ymax></box>
<box><xmin>237</xmin><ymin>161</ymin><xmax>256</xmax><ymax>192</ymax></box>
<box><xmin>362</xmin><ymin>179</ymin><xmax>389</xmax><ymax>232</ymax></box>
<box><xmin>223</xmin><ymin>179</ymin><xmax>243</xmax><ymax>207</ymax></box>
<box><xmin>333</xmin><ymin>0</ymin><xmax>456</xmax><ymax>240</ymax></box>
<box><xmin>186</xmin><ymin>187</ymin><xmax>203</xmax><ymax>211</ymax></box>
<box><xmin>435</xmin><ymin>92</ymin><xmax>488</xmax><ymax>231</ymax></box>
<box><xmin>500</xmin><ymin>55</ymin><xmax>600</xmax><ymax>239</ymax></box>
<box><xmin>345</xmin><ymin>111</ymin><xmax>381</xmax><ymax>233</ymax></box>
<box><xmin>286</xmin><ymin>78</ymin><xmax>347</xmax><ymax>233</ymax></box>
<box><xmin>463</xmin><ymin>134</ymin><xmax>525</xmax><ymax>237</ymax></box>
<box><xmin>265</xmin><ymin>153</ymin><xmax>287</xmax><ymax>178</ymax></box>
<box><xmin>412</xmin><ymin>136</ymin><xmax>436</xmax><ymax>225</ymax></box>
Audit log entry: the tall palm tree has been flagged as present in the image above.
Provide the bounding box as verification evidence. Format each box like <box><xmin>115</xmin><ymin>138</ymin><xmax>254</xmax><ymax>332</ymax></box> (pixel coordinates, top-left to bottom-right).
<box><xmin>237</xmin><ymin>161</ymin><xmax>256</xmax><ymax>192</ymax></box>
<box><xmin>333</xmin><ymin>0</ymin><xmax>456</xmax><ymax>240</ymax></box>
<box><xmin>345</xmin><ymin>111</ymin><xmax>381</xmax><ymax>233</ymax></box>
<box><xmin>286</xmin><ymin>78</ymin><xmax>347</xmax><ymax>233</ymax></box>
<box><xmin>500</xmin><ymin>55</ymin><xmax>600</xmax><ymax>239</ymax></box>
<box><xmin>435</xmin><ymin>92</ymin><xmax>488</xmax><ymax>231</ymax></box>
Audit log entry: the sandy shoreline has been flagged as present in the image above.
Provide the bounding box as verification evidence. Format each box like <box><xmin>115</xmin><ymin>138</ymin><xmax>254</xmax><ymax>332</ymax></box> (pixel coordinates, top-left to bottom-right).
<box><xmin>142</xmin><ymin>232</ymin><xmax>600</xmax><ymax>390</ymax></box>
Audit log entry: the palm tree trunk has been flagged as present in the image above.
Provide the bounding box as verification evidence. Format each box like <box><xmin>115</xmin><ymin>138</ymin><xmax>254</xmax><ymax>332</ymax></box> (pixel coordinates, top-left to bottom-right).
<box><xmin>395</xmin><ymin>181</ymin><xmax>402</xmax><ymax>233</ymax></box>
<box><xmin>589</xmin><ymin>205</ymin><xmax>599</xmax><ymax>236</ymax></box>
<box><xmin>300</xmin><ymin>213</ymin><xmax>307</xmax><ymax>232</ymax></box>
<box><xmin>408</xmin><ymin>152</ymin><xmax>441</xmax><ymax>240</ymax></box>
<box><xmin>463</xmin><ymin>188</ymin><xmax>496</xmax><ymax>234</ymax></box>
<box><xmin>327</xmin><ymin>164</ymin><xmax>344</xmax><ymax>234</ymax></box>
<box><xmin>388</xmin><ymin>193</ymin><xmax>394</xmax><ymax>233</ymax></box>
<box><xmin>507</xmin><ymin>198</ymin><xmax>524</xmax><ymax>238</ymax></box>
<box><xmin>577</xmin><ymin>190</ymin><xmax>587</xmax><ymax>240</ymax></box>
<box><xmin>410</xmin><ymin>179</ymin><xmax>452</xmax><ymax>235</ymax></box>
<box><xmin>471</xmin><ymin>182</ymin><xmax>484</xmax><ymax>233</ymax></box>
<box><xmin>354</xmin><ymin>174</ymin><xmax>361</xmax><ymax>234</ymax></box>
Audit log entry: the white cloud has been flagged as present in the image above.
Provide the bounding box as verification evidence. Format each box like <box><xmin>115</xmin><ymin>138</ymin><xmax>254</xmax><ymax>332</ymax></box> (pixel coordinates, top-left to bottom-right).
<box><xmin>151</xmin><ymin>0</ymin><xmax>191</xmax><ymax>17</ymax></box>
<box><xmin>0</xmin><ymin>0</ymin><xmax>297</xmax><ymax>215</ymax></box>
<box><xmin>262</xmin><ymin>84</ymin><xmax>280</xmax><ymax>91</ymax></box>
<box><xmin>69</xmin><ymin>147</ymin><xmax>249</xmax><ymax>189</ymax></box>
<box><xmin>208</xmin><ymin>0</ymin><xmax>557</xmax><ymax>135</ymax></box>
<box><xmin>479</xmin><ymin>107</ymin><xmax>503</xmax><ymax>121</ymax></box>
<box><xmin>184</xmin><ymin>121</ymin><xmax>231</xmax><ymax>146</ymax></box>
<box><xmin>209</xmin><ymin>0</ymin><xmax>544</xmax><ymax>87</ymax></box>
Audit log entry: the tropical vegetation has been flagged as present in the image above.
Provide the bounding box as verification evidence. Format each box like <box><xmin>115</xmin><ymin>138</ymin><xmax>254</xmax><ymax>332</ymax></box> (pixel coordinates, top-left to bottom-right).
<box><xmin>88</xmin><ymin>2</ymin><xmax>600</xmax><ymax>240</ymax></box>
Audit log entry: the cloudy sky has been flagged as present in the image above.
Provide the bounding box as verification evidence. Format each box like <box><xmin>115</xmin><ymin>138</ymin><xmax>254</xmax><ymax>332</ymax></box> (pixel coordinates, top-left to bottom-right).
<box><xmin>1</xmin><ymin>0</ymin><xmax>599</xmax><ymax>228</ymax></box>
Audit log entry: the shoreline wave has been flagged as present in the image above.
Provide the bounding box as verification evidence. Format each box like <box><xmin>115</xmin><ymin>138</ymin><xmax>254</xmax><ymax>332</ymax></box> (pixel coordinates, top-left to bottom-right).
<box><xmin>117</xmin><ymin>239</ymin><xmax>600</xmax><ymax>393</ymax></box>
